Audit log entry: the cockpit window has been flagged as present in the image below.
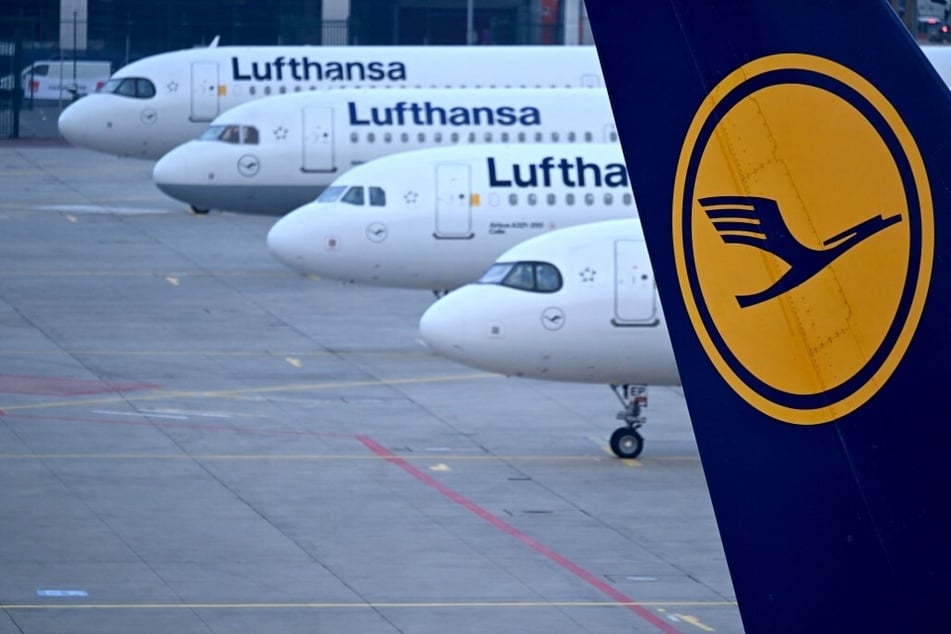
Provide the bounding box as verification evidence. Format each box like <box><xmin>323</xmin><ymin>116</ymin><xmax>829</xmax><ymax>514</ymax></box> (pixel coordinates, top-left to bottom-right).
<box><xmin>316</xmin><ymin>186</ymin><xmax>347</xmax><ymax>203</ymax></box>
<box><xmin>477</xmin><ymin>261</ymin><xmax>562</xmax><ymax>293</ymax></box>
<box><xmin>341</xmin><ymin>186</ymin><xmax>365</xmax><ymax>206</ymax></box>
<box><xmin>369</xmin><ymin>187</ymin><xmax>386</xmax><ymax>206</ymax></box>
<box><xmin>100</xmin><ymin>77</ymin><xmax>155</xmax><ymax>99</ymax></box>
<box><xmin>198</xmin><ymin>124</ymin><xmax>259</xmax><ymax>144</ymax></box>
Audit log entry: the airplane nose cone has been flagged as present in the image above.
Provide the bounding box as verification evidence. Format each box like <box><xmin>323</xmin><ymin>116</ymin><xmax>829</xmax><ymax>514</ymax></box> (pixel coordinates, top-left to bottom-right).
<box><xmin>267</xmin><ymin>209</ymin><xmax>314</xmax><ymax>273</ymax></box>
<box><xmin>152</xmin><ymin>150</ymin><xmax>187</xmax><ymax>195</ymax></box>
<box><xmin>419</xmin><ymin>294</ymin><xmax>468</xmax><ymax>357</ymax></box>
<box><xmin>57</xmin><ymin>102</ymin><xmax>88</xmax><ymax>147</ymax></box>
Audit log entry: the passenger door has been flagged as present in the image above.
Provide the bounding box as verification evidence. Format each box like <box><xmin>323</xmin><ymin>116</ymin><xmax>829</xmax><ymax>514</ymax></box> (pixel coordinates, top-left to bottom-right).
<box><xmin>190</xmin><ymin>62</ymin><xmax>219</xmax><ymax>122</ymax></box>
<box><xmin>613</xmin><ymin>238</ymin><xmax>659</xmax><ymax>326</ymax></box>
<box><xmin>434</xmin><ymin>163</ymin><xmax>473</xmax><ymax>239</ymax></box>
<box><xmin>301</xmin><ymin>106</ymin><xmax>336</xmax><ymax>173</ymax></box>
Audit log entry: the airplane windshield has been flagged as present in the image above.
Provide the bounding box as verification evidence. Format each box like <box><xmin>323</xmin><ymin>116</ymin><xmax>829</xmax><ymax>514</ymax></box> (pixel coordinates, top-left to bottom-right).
<box><xmin>316</xmin><ymin>186</ymin><xmax>347</xmax><ymax>203</ymax></box>
<box><xmin>199</xmin><ymin>125</ymin><xmax>227</xmax><ymax>141</ymax></box>
<box><xmin>478</xmin><ymin>261</ymin><xmax>562</xmax><ymax>293</ymax></box>
<box><xmin>99</xmin><ymin>77</ymin><xmax>155</xmax><ymax>99</ymax></box>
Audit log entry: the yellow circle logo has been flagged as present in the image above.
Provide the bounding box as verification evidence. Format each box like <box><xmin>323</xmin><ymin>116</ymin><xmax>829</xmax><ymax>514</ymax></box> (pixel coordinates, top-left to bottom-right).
<box><xmin>673</xmin><ymin>54</ymin><xmax>933</xmax><ymax>424</ymax></box>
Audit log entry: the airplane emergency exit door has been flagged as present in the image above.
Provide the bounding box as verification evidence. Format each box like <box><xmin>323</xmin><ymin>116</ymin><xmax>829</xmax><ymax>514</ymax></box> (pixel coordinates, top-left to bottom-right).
<box><xmin>190</xmin><ymin>62</ymin><xmax>219</xmax><ymax>122</ymax></box>
<box><xmin>302</xmin><ymin>106</ymin><xmax>336</xmax><ymax>173</ymax></box>
<box><xmin>434</xmin><ymin>163</ymin><xmax>473</xmax><ymax>238</ymax></box>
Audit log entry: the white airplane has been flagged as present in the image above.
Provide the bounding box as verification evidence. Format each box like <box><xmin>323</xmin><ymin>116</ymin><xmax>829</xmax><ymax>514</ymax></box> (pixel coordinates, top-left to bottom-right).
<box><xmin>419</xmin><ymin>218</ymin><xmax>676</xmax><ymax>459</ymax></box>
<box><xmin>57</xmin><ymin>43</ymin><xmax>603</xmax><ymax>160</ymax></box>
<box><xmin>153</xmin><ymin>87</ymin><xmax>617</xmax><ymax>215</ymax></box>
<box><xmin>266</xmin><ymin>143</ymin><xmax>633</xmax><ymax>292</ymax></box>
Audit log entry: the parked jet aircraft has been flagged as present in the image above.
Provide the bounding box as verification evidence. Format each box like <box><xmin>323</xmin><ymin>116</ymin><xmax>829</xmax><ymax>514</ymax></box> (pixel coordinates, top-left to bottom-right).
<box><xmin>57</xmin><ymin>43</ymin><xmax>603</xmax><ymax>160</ymax></box>
<box><xmin>585</xmin><ymin>0</ymin><xmax>951</xmax><ymax>631</ymax></box>
<box><xmin>266</xmin><ymin>143</ymin><xmax>633</xmax><ymax>292</ymax></box>
<box><xmin>420</xmin><ymin>218</ymin><xmax>676</xmax><ymax>459</ymax></box>
<box><xmin>153</xmin><ymin>88</ymin><xmax>616</xmax><ymax>215</ymax></box>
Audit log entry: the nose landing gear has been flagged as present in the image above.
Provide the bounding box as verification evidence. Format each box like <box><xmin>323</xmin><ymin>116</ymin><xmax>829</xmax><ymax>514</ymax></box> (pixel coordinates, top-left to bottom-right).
<box><xmin>609</xmin><ymin>384</ymin><xmax>647</xmax><ymax>459</ymax></box>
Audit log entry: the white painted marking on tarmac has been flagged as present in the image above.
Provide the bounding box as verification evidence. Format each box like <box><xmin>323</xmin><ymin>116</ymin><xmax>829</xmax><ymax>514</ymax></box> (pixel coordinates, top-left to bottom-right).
<box><xmin>38</xmin><ymin>204</ymin><xmax>177</xmax><ymax>215</ymax></box>
<box><xmin>93</xmin><ymin>410</ymin><xmax>189</xmax><ymax>420</ymax></box>
<box><xmin>165</xmin><ymin>276</ymin><xmax>180</xmax><ymax>286</ymax></box>
<box><xmin>37</xmin><ymin>590</ymin><xmax>88</xmax><ymax>597</ymax></box>
<box><xmin>285</xmin><ymin>357</ymin><xmax>302</xmax><ymax>368</ymax></box>
<box><xmin>429</xmin><ymin>464</ymin><xmax>451</xmax><ymax>472</ymax></box>
<box><xmin>65</xmin><ymin>214</ymin><xmax>78</xmax><ymax>223</ymax></box>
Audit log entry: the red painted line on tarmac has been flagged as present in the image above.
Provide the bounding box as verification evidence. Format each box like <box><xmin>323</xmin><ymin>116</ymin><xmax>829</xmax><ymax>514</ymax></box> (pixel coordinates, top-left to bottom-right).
<box><xmin>357</xmin><ymin>435</ymin><xmax>680</xmax><ymax>633</ymax></box>
<box><xmin>0</xmin><ymin>374</ymin><xmax>159</xmax><ymax>396</ymax></box>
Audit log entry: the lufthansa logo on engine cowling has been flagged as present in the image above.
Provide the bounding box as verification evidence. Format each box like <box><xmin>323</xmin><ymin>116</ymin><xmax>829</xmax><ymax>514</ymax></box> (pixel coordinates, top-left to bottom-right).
<box><xmin>673</xmin><ymin>53</ymin><xmax>933</xmax><ymax>424</ymax></box>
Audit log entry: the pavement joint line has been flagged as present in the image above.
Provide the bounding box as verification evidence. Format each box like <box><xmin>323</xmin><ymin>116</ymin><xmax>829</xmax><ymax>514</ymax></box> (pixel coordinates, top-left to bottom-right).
<box><xmin>0</xmin><ymin>372</ymin><xmax>501</xmax><ymax>412</ymax></box>
<box><xmin>0</xmin><ymin>453</ymin><xmax>613</xmax><ymax>461</ymax></box>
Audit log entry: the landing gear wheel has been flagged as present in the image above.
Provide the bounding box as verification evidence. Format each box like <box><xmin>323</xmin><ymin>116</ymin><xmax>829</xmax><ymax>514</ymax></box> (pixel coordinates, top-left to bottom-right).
<box><xmin>610</xmin><ymin>427</ymin><xmax>644</xmax><ymax>459</ymax></box>
<box><xmin>189</xmin><ymin>205</ymin><xmax>210</xmax><ymax>215</ymax></box>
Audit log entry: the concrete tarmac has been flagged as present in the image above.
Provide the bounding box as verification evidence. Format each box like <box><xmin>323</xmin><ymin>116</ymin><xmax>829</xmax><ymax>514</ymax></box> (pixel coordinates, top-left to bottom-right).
<box><xmin>0</xmin><ymin>143</ymin><xmax>742</xmax><ymax>633</ymax></box>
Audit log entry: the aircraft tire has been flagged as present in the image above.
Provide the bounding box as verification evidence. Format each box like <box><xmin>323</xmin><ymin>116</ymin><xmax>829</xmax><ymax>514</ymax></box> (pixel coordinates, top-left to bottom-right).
<box><xmin>189</xmin><ymin>205</ymin><xmax>210</xmax><ymax>215</ymax></box>
<box><xmin>610</xmin><ymin>427</ymin><xmax>644</xmax><ymax>459</ymax></box>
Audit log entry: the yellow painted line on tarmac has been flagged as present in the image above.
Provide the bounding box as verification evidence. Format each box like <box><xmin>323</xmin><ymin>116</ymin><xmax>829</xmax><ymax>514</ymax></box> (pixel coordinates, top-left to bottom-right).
<box><xmin>165</xmin><ymin>276</ymin><xmax>180</xmax><ymax>286</ymax></box>
<box><xmin>65</xmin><ymin>214</ymin><xmax>77</xmax><ymax>223</ymax></box>
<box><xmin>285</xmin><ymin>357</ymin><xmax>302</xmax><ymax>368</ymax></box>
<box><xmin>0</xmin><ymin>600</ymin><xmax>737</xmax><ymax>611</ymax></box>
<box><xmin>674</xmin><ymin>613</ymin><xmax>716</xmax><ymax>632</ymax></box>
<box><xmin>589</xmin><ymin>436</ymin><xmax>642</xmax><ymax>468</ymax></box>
<box><xmin>0</xmin><ymin>372</ymin><xmax>501</xmax><ymax>413</ymax></box>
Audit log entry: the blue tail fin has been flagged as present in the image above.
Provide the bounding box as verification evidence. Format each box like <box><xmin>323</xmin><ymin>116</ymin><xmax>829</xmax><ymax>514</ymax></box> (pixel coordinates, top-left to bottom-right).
<box><xmin>585</xmin><ymin>2</ymin><xmax>951</xmax><ymax>631</ymax></box>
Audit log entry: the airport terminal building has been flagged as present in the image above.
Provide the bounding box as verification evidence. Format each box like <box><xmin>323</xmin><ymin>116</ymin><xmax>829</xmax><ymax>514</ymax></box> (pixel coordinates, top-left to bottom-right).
<box><xmin>2</xmin><ymin>0</ymin><xmax>592</xmax><ymax>71</ymax></box>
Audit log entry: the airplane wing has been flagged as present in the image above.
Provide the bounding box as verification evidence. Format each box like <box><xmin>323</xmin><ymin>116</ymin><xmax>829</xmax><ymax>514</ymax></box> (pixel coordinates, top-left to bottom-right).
<box><xmin>585</xmin><ymin>1</ymin><xmax>951</xmax><ymax>631</ymax></box>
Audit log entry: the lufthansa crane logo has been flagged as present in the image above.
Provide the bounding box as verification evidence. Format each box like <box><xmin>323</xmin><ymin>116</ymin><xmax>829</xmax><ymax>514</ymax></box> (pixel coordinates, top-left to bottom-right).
<box><xmin>673</xmin><ymin>54</ymin><xmax>933</xmax><ymax>425</ymax></box>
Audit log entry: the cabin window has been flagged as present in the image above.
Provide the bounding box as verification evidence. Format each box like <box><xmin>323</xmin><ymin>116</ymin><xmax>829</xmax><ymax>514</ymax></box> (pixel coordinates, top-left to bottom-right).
<box><xmin>434</xmin><ymin>132</ymin><xmax>443</xmax><ymax>143</ymax></box>
<box><xmin>528</xmin><ymin>193</ymin><xmax>537</xmax><ymax>206</ymax></box>
<box><xmin>400</xmin><ymin>132</ymin><xmax>409</xmax><ymax>143</ymax></box>
<box><xmin>484</xmin><ymin>132</ymin><xmax>492</xmax><ymax>142</ymax></box>
<box><xmin>584</xmin><ymin>131</ymin><xmax>592</xmax><ymax>142</ymax></box>
<box><xmin>566</xmin><ymin>193</ymin><xmax>575</xmax><ymax>206</ymax></box>
<box><xmin>546</xmin><ymin>193</ymin><xmax>556</xmax><ymax>205</ymax></box>
<box><xmin>501</xmin><ymin>132</ymin><xmax>509</xmax><ymax>143</ymax></box>
<box><xmin>367</xmin><ymin>132</ymin><xmax>375</xmax><ymax>143</ymax></box>
<box><xmin>608</xmin><ymin>130</ymin><xmax>618</xmax><ymax>142</ymax></box>
<box><xmin>604</xmin><ymin>193</ymin><xmax>613</xmax><ymax>205</ymax></box>
<box><xmin>508</xmin><ymin>193</ymin><xmax>518</xmax><ymax>205</ymax></box>
<box><xmin>551</xmin><ymin>132</ymin><xmax>559</xmax><ymax>142</ymax></box>
<box><xmin>264</xmin><ymin>86</ymin><xmax>271</xmax><ymax>95</ymax></box>
<box><xmin>623</xmin><ymin>193</ymin><xmax>633</xmax><ymax>206</ymax></box>
<box><xmin>383</xmin><ymin>132</ymin><xmax>392</xmax><ymax>143</ymax></box>
<box><xmin>294</xmin><ymin>86</ymin><xmax>301</xmax><ymax>93</ymax></box>
<box><xmin>341</xmin><ymin>186</ymin><xmax>365</xmax><ymax>206</ymax></box>
<box><xmin>568</xmin><ymin>132</ymin><xmax>576</xmax><ymax>142</ymax></box>
<box><xmin>468</xmin><ymin>132</ymin><xmax>476</xmax><ymax>143</ymax></box>
<box><xmin>350</xmin><ymin>132</ymin><xmax>358</xmax><ymax>143</ymax></box>
<box><xmin>279</xmin><ymin>86</ymin><xmax>286</xmax><ymax>94</ymax></box>
<box><xmin>249</xmin><ymin>86</ymin><xmax>256</xmax><ymax>96</ymax></box>
<box><xmin>517</xmin><ymin>132</ymin><xmax>526</xmax><ymax>142</ymax></box>
<box><xmin>585</xmin><ymin>193</ymin><xmax>594</xmax><ymax>205</ymax></box>
<box><xmin>369</xmin><ymin>187</ymin><xmax>386</xmax><ymax>206</ymax></box>
<box><xmin>450</xmin><ymin>132</ymin><xmax>459</xmax><ymax>143</ymax></box>
<box><xmin>418</xmin><ymin>132</ymin><xmax>426</xmax><ymax>143</ymax></box>
<box><xmin>316</xmin><ymin>185</ymin><xmax>347</xmax><ymax>203</ymax></box>
<box><xmin>534</xmin><ymin>132</ymin><xmax>543</xmax><ymax>142</ymax></box>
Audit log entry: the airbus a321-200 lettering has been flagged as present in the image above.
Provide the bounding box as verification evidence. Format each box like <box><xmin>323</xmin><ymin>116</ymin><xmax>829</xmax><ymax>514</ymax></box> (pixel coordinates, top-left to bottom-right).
<box><xmin>420</xmin><ymin>218</ymin><xmax>677</xmax><ymax>460</ymax></box>
<box><xmin>57</xmin><ymin>42</ymin><xmax>604</xmax><ymax>160</ymax></box>
<box><xmin>152</xmin><ymin>88</ymin><xmax>616</xmax><ymax>215</ymax></box>
<box><xmin>266</xmin><ymin>143</ymin><xmax>633</xmax><ymax>293</ymax></box>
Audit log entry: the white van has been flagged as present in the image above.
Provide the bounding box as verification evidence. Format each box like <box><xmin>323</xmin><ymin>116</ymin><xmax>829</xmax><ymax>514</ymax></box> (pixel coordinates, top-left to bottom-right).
<box><xmin>1</xmin><ymin>60</ymin><xmax>112</xmax><ymax>101</ymax></box>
